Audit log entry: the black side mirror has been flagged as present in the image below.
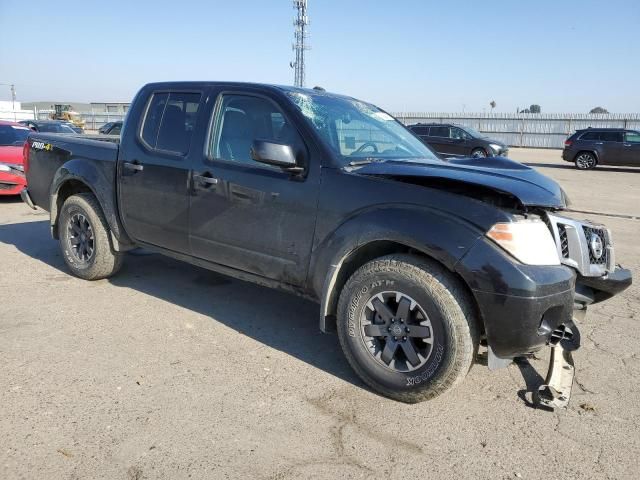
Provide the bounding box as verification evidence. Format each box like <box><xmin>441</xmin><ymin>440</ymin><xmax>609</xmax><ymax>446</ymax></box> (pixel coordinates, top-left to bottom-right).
<box><xmin>251</xmin><ymin>140</ymin><xmax>303</xmax><ymax>173</ymax></box>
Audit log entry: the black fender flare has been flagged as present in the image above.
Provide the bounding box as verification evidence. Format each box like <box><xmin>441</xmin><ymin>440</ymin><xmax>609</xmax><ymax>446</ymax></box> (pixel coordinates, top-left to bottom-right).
<box><xmin>309</xmin><ymin>204</ymin><xmax>485</xmax><ymax>332</ymax></box>
<box><xmin>50</xmin><ymin>159</ymin><xmax>133</xmax><ymax>249</ymax></box>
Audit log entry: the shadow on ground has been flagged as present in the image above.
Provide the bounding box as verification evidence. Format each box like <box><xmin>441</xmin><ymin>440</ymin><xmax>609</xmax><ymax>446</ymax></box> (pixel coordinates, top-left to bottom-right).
<box><xmin>0</xmin><ymin>219</ymin><xmax>362</xmax><ymax>390</ymax></box>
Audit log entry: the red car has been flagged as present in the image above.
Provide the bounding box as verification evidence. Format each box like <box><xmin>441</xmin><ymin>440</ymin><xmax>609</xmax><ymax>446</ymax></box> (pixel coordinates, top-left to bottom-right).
<box><xmin>0</xmin><ymin>120</ymin><xmax>30</xmax><ymax>196</ymax></box>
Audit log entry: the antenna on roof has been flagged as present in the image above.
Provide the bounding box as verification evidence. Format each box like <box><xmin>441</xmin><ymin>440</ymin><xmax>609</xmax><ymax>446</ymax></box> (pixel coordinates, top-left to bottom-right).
<box><xmin>290</xmin><ymin>0</ymin><xmax>310</xmax><ymax>88</ymax></box>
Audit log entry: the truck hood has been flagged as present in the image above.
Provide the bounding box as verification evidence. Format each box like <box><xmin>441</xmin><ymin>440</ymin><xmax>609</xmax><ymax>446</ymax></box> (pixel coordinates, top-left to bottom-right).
<box><xmin>351</xmin><ymin>156</ymin><xmax>567</xmax><ymax>209</ymax></box>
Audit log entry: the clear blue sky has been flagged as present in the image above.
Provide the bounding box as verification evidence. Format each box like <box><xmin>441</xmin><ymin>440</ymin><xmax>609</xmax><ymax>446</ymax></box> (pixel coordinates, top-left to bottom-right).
<box><xmin>1</xmin><ymin>0</ymin><xmax>638</xmax><ymax>113</ymax></box>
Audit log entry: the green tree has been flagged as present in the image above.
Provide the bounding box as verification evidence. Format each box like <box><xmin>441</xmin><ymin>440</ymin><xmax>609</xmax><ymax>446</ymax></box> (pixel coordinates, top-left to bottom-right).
<box><xmin>590</xmin><ymin>106</ymin><xmax>609</xmax><ymax>114</ymax></box>
<box><xmin>529</xmin><ymin>104</ymin><xmax>541</xmax><ymax>114</ymax></box>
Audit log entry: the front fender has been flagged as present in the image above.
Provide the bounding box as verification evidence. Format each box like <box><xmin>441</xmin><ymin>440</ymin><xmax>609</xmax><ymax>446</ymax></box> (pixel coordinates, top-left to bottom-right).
<box><xmin>309</xmin><ymin>205</ymin><xmax>487</xmax><ymax>332</ymax></box>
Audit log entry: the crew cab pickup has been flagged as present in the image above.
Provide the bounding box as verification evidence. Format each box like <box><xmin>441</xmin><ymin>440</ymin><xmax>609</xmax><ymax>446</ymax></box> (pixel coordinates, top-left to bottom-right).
<box><xmin>21</xmin><ymin>82</ymin><xmax>632</xmax><ymax>406</ymax></box>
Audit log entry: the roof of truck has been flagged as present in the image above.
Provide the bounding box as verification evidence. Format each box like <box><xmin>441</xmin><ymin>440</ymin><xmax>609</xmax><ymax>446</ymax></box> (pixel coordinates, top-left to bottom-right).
<box><xmin>142</xmin><ymin>81</ymin><xmax>354</xmax><ymax>100</ymax></box>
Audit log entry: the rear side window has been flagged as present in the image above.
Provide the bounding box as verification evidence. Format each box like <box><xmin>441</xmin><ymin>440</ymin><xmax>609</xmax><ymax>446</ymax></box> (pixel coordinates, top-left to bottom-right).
<box><xmin>141</xmin><ymin>93</ymin><xmax>169</xmax><ymax>147</ymax></box>
<box><xmin>140</xmin><ymin>92</ymin><xmax>201</xmax><ymax>155</ymax></box>
<box><xmin>600</xmin><ymin>131</ymin><xmax>622</xmax><ymax>142</ymax></box>
<box><xmin>156</xmin><ymin>93</ymin><xmax>201</xmax><ymax>154</ymax></box>
<box><xmin>430</xmin><ymin>126</ymin><xmax>450</xmax><ymax>138</ymax></box>
<box><xmin>411</xmin><ymin>126</ymin><xmax>429</xmax><ymax>136</ymax></box>
<box><xmin>579</xmin><ymin>131</ymin><xmax>600</xmax><ymax>141</ymax></box>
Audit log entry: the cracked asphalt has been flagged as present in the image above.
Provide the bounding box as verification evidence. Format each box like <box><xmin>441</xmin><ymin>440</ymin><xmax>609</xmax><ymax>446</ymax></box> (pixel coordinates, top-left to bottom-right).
<box><xmin>1</xmin><ymin>149</ymin><xmax>638</xmax><ymax>479</ymax></box>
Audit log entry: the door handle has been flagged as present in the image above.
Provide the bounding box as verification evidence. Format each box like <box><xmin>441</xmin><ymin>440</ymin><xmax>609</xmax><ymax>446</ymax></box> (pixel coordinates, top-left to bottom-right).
<box><xmin>623</xmin><ymin>143</ymin><xmax>632</xmax><ymax>147</ymax></box>
<box><xmin>193</xmin><ymin>173</ymin><xmax>219</xmax><ymax>186</ymax></box>
<box><xmin>594</xmin><ymin>142</ymin><xmax>603</xmax><ymax>145</ymax></box>
<box><xmin>123</xmin><ymin>161</ymin><xmax>144</xmax><ymax>172</ymax></box>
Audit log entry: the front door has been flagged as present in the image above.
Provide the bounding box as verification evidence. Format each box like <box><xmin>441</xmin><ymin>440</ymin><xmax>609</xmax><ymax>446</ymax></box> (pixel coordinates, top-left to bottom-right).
<box><xmin>449</xmin><ymin>126</ymin><xmax>471</xmax><ymax>156</ymax></box>
<box><xmin>622</xmin><ymin>131</ymin><xmax>640</xmax><ymax>165</ymax></box>
<box><xmin>118</xmin><ymin>90</ymin><xmax>204</xmax><ymax>253</ymax></box>
<box><xmin>189</xmin><ymin>90</ymin><xmax>321</xmax><ymax>285</ymax></box>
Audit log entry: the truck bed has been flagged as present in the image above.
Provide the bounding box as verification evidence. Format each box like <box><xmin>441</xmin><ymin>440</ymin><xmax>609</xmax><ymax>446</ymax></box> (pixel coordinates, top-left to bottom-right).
<box><xmin>26</xmin><ymin>133</ymin><xmax>119</xmax><ymax>211</ymax></box>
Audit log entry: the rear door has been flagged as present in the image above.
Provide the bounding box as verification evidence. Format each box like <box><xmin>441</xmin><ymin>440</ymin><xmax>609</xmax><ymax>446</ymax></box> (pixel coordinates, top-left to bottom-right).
<box><xmin>188</xmin><ymin>88</ymin><xmax>321</xmax><ymax>285</ymax></box>
<box><xmin>118</xmin><ymin>90</ymin><xmax>205</xmax><ymax>253</ymax></box>
<box><xmin>428</xmin><ymin>125</ymin><xmax>455</xmax><ymax>156</ymax></box>
<box><xmin>598</xmin><ymin>131</ymin><xmax>624</xmax><ymax>164</ymax></box>
<box><xmin>621</xmin><ymin>131</ymin><xmax>640</xmax><ymax>166</ymax></box>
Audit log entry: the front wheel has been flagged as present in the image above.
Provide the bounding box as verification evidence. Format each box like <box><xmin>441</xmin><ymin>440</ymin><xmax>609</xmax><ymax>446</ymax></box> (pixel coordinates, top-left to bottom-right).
<box><xmin>58</xmin><ymin>193</ymin><xmax>124</xmax><ymax>280</ymax></box>
<box><xmin>337</xmin><ymin>254</ymin><xmax>479</xmax><ymax>403</ymax></box>
<box><xmin>471</xmin><ymin>148</ymin><xmax>487</xmax><ymax>158</ymax></box>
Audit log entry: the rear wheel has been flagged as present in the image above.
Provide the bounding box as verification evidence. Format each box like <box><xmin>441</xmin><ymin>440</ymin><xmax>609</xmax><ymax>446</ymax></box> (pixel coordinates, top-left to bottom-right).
<box><xmin>471</xmin><ymin>148</ymin><xmax>487</xmax><ymax>158</ymax></box>
<box><xmin>58</xmin><ymin>193</ymin><xmax>123</xmax><ymax>280</ymax></box>
<box><xmin>574</xmin><ymin>152</ymin><xmax>597</xmax><ymax>170</ymax></box>
<box><xmin>337</xmin><ymin>254</ymin><xmax>479</xmax><ymax>403</ymax></box>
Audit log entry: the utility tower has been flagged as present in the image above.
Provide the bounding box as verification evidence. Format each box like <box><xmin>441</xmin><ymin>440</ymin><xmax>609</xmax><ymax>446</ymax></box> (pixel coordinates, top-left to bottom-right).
<box><xmin>290</xmin><ymin>0</ymin><xmax>310</xmax><ymax>88</ymax></box>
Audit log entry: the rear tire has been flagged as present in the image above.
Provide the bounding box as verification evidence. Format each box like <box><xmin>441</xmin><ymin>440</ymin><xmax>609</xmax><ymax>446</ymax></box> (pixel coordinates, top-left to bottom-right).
<box><xmin>471</xmin><ymin>148</ymin><xmax>487</xmax><ymax>158</ymax></box>
<box><xmin>58</xmin><ymin>193</ymin><xmax>123</xmax><ymax>280</ymax></box>
<box><xmin>336</xmin><ymin>254</ymin><xmax>479</xmax><ymax>403</ymax></box>
<box><xmin>574</xmin><ymin>152</ymin><xmax>597</xmax><ymax>170</ymax></box>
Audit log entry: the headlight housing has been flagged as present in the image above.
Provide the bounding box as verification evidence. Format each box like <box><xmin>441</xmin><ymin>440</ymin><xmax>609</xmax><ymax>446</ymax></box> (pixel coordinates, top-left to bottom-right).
<box><xmin>487</xmin><ymin>219</ymin><xmax>560</xmax><ymax>265</ymax></box>
<box><xmin>488</xmin><ymin>143</ymin><xmax>503</xmax><ymax>154</ymax></box>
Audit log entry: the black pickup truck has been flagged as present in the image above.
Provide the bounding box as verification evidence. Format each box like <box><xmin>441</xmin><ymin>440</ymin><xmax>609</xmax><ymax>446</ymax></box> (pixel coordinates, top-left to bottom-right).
<box><xmin>21</xmin><ymin>82</ymin><xmax>631</xmax><ymax>406</ymax></box>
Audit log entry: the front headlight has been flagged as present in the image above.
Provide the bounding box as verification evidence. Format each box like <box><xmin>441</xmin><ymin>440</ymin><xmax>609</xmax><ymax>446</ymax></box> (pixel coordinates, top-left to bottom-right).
<box><xmin>487</xmin><ymin>219</ymin><xmax>560</xmax><ymax>265</ymax></box>
<box><xmin>0</xmin><ymin>163</ymin><xmax>10</xmax><ymax>172</ymax></box>
<box><xmin>488</xmin><ymin>143</ymin><xmax>502</xmax><ymax>154</ymax></box>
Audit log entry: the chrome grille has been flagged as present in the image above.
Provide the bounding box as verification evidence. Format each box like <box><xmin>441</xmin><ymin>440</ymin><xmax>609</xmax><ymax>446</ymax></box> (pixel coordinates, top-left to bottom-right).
<box><xmin>558</xmin><ymin>224</ymin><xmax>569</xmax><ymax>259</ymax></box>
<box><xmin>545</xmin><ymin>213</ymin><xmax>614</xmax><ymax>277</ymax></box>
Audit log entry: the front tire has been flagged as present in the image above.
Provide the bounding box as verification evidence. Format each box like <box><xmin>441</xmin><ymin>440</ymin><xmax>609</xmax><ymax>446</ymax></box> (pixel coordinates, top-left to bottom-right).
<box><xmin>337</xmin><ymin>254</ymin><xmax>479</xmax><ymax>403</ymax></box>
<box><xmin>58</xmin><ymin>193</ymin><xmax>123</xmax><ymax>280</ymax></box>
<box><xmin>574</xmin><ymin>152</ymin><xmax>597</xmax><ymax>170</ymax></box>
<box><xmin>471</xmin><ymin>148</ymin><xmax>487</xmax><ymax>158</ymax></box>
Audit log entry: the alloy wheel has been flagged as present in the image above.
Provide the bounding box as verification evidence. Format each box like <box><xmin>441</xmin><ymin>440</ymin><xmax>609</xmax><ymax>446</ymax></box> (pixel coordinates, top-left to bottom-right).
<box><xmin>360</xmin><ymin>291</ymin><xmax>434</xmax><ymax>372</ymax></box>
<box><xmin>576</xmin><ymin>153</ymin><xmax>596</xmax><ymax>169</ymax></box>
<box><xmin>67</xmin><ymin>213</ymin><xmax>95</xmax><ymax>262</ymax></box>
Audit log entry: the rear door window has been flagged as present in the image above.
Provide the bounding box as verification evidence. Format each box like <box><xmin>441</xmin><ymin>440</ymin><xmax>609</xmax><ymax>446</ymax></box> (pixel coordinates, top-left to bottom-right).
<box><xmin>141</xmin><ymin>93</ymin><xmax>169</xmax><ymax>148</ymax></box>
<box><xmin>156</xmin><ymin>92</ymin><xmax>201</xmax><ymax>154</ymax></box>
<box><xmin>429</xmin><ymin>126</ymin><xmax>450</xmax><ymax>138</ymax></box>
<box><xmin>411</xmin><ymin>126</ymin><xmax>429</xmax><ymax>136</ymax></box>
<box><xmin>600</xmin><ymin>131</ymin><xmax>622</xmax><ymax>142</ymax></box>
<box><xmin>140</xmin><ymin>92</ymin><xmax>201</xmax><ymax>155</ymax></box>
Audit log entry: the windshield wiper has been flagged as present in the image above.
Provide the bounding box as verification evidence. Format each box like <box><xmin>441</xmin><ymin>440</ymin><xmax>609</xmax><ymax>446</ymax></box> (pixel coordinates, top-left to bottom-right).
<box><xmin>346</xmin><ymin>158</ymin><xmax>388</xmax><ymax>167</ymax></box>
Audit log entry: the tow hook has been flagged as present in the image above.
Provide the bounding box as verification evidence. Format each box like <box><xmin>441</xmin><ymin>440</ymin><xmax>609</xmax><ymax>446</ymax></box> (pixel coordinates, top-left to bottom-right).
<box><xmin>535</xmin><ymin>318</ymin><xmax>581</xmax><ymax>409</ymax></box>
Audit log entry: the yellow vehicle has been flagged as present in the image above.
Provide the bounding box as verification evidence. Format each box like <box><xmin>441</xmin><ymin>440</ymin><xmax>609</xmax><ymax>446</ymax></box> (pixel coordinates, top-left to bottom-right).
<box><xmin>50</xmin><ymin>104</ymin><xmax>85</xmax><ymax>129</ymax></box>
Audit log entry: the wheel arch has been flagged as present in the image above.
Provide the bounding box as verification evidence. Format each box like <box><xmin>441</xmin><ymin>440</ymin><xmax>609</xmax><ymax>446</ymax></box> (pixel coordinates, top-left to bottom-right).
<box><xmin>573</xmin><ymin>149</ymin><xmax>599</xmax><ymax>164</ymax></box>
<box><xmin>312</xmin><ymin>207</ymin><xmax>484</xmax><ymax>334</ymax></box>
<box><xmin>50</xmin><ymin>161</ymin><xmax>133</xmax><ymax>250</ymax></box>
